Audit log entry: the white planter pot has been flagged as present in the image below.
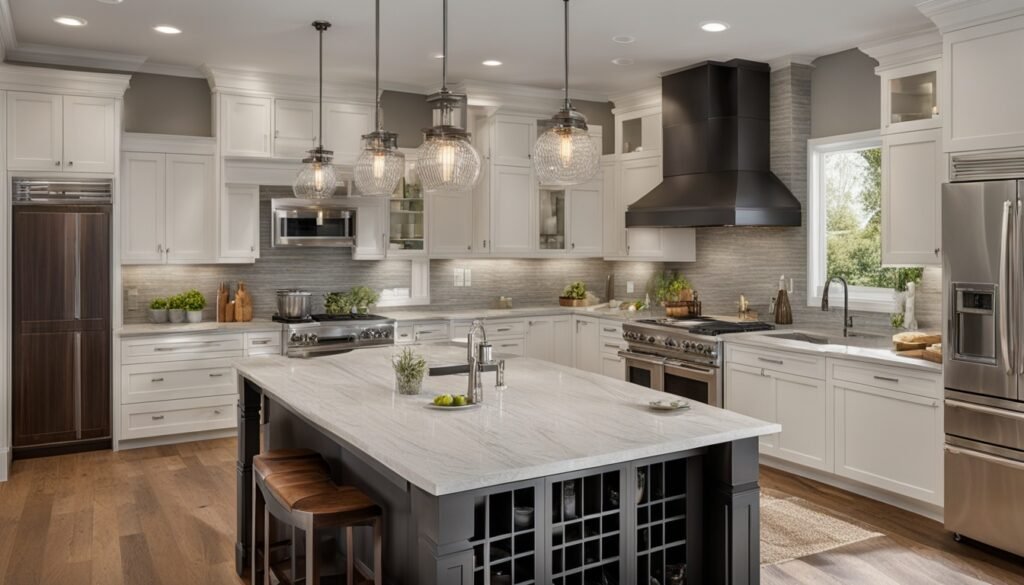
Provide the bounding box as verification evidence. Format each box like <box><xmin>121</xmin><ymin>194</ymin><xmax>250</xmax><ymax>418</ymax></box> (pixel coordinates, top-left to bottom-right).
<box><xmin>148</xmin><ymin>308</ymin><xmax>168</xmax><ymax>323</ymax></box>
<box><xmin>168</xmin><ymin>309</ymin><xmax>186</xmax><ymax>323</ymax></box>
<box><xmin>186</xmin><ymin>310</ymin><xmax>203</xmax><ymax>324</ymax></box>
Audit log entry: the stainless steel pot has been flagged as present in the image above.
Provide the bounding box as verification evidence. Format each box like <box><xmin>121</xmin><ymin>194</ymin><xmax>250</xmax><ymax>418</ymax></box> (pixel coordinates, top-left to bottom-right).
<box><xmin>276</xmin><ymin>289</ymin><xmax>312</xmax><ymax>319</ymax></box>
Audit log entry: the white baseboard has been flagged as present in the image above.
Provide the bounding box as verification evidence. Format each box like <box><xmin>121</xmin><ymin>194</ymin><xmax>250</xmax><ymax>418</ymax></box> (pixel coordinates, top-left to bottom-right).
<box><xmin>116</xmin><ymin>428</ymin><xmax>236</xmax><ymax>451</ymax></box>
<box><xmin>761</xmin><ymin>456</ymin><xmax>944</xmax><ymax>523</ymax></box>
<box><xmin>0</xmin><ymin>446</ymin><xmax>9</xmax><ymax>482</ymax></box>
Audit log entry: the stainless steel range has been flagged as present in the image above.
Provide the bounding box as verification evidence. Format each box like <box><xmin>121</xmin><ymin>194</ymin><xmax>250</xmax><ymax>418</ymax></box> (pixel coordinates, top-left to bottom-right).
<box><xmin>275</xmin><ymin>313</ymin><xmax>396</xmax><ymax>358</ymax></box>
<box><xmin>621</xmin><ymin>317</ymin><xmax>774</xmax><ymax>406</ymax></box>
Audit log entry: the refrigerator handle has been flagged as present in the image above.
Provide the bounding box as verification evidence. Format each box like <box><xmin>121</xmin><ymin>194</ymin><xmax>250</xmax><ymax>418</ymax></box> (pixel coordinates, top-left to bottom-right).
<box><xmin>1018</xmin><ymin>200</ymin><xmax>1024</xmax><ymax>376</ymax></box>
<box><xmin>1000</xmin><ymin>201</ymin><xmax>1013</xmax><ymax>376</ymax></box>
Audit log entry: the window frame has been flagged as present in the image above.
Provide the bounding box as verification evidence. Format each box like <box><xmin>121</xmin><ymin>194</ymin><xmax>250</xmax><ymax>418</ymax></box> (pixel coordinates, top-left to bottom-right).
<box><xmin>806</xmin><ymin>129</ymin><xmax>898</xmax><ymax>313</ymax></box>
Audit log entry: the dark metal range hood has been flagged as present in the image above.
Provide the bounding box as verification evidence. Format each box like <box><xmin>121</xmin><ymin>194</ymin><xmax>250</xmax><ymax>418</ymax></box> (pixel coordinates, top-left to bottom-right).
<box><xmin>626</xmin><ymin>59</ymin><xmax>801</xmax><ymax>228</ymax></box>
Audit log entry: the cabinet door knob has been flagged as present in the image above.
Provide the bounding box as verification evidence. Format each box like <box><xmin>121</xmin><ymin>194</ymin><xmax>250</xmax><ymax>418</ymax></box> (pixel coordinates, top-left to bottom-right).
<box><xmin>934</xmin><ymin>248</ymin><xmax>941</xmax><ymax>255</ymax></box>
<box><xmin>67</xmin><ymin>161</ymin><xmax>73</xmax><ymax>167</ymax></box>
<box><xmin>251</xmin><ymin>245</ymin><xmax>256</xmax><ymax>252</ymax></box>
<box><xmin>54</xmin><ymin>161</ymin><xmax>61</xmax><ymax>166</ymax></box>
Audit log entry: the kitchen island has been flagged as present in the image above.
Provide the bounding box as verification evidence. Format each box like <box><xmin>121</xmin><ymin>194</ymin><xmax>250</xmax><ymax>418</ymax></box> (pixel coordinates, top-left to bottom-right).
<box><xmin>233</xmin><ymin>345</ymin><xmax>779</xmax><ymax>585</ymax></box>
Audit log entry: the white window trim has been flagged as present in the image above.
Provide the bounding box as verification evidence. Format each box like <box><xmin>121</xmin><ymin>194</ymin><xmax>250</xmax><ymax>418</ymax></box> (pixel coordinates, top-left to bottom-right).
<box><xmin>806</xmin><ymin>130</ymin><xmax>899</xmax><ymax>314</ymax></box>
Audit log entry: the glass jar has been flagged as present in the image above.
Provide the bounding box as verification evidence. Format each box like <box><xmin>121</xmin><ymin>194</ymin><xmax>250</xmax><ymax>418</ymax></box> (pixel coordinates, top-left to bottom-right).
<box><xmin>395</xmin><ymin>372</ymin><xmax>423</xmax><ymax>395</ymax></box>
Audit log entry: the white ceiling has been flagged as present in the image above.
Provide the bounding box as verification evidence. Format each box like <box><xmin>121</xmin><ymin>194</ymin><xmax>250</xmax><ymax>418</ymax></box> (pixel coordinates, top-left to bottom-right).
<box><xmin>7</xmin><ymin>0</ymin><xmax>933</xmax><ymax>97</ymax></box>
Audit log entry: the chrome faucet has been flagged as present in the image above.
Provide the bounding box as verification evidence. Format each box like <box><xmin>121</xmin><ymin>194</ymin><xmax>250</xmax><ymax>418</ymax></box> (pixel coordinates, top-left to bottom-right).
<box><xmin>466</xmin><ymin>320</ymin><xmax>488</xmax><ymax>404</ymax></box>
<box><xmin>821</xmin><ymin>275</ymin><xmax>854</xmax><ymax>337</ymax></box>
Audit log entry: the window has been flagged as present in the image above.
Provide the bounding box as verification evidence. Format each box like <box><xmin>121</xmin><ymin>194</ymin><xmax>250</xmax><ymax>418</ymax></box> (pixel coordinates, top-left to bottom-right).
<box><xmin>807</xmin><ymin>131</ymin><xmax>918</xmax><ymax>312</ymax></box>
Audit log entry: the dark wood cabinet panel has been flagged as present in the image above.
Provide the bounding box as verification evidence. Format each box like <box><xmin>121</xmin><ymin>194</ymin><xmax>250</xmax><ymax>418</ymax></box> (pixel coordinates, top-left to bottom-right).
<box><xmin>12</xmin><ymin>332</ymin><xmax>78</xmax><ymax>447</ymax></box>
<box><xmin>12</xmin><ymin>209</ymin><xmax>77</xmax><ymax>327</ymax></box>
<box><xmin>78</xmin><ymin>210</ymin><xmax>111</xmax><ymax>323</ymax></box>
<box><xmin>80</xmin><ymin>330</ymin><xmax>111</xmax><ymax>440</ymax></box>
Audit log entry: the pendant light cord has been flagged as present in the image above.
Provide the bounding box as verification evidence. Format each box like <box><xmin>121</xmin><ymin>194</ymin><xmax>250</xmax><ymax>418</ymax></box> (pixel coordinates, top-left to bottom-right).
<box><xmin>374</xmin><ymin>0</ymin><xmax>382</xmax><ymax>132</ymax></box>
<box><xmin>318</xmin><ymin>23</ymin><xmax>325</xmax><ymax>149</ymax></box>
<box><xmin>441</xmin><ymin>0</ymin><xmax>449</xmax><ymax>92</ymax></box>
<box><xmin>563</xmin><ymin>0</ymin><xmax>570</xmax><ymax>110</ymax></box>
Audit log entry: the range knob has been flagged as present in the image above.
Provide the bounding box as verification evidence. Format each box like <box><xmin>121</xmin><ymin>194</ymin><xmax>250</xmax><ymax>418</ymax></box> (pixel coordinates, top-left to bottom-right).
<box><xmin>307</xmin><ymin>333</ymin><xmax>318</xmax><ymax>344</ymax></box>
<box><xmin>664</xmin><ymin>338</ymin><xmax>678</xmax><ymax>348</ymax></box>
<box><xmin>695</xmin><ymin>343</ymin><xmax>705</xmax><ymax>352</ymax></box>
<box><xmin>646</xmin><ymin>335</ymin><xmax>656</xmax><ymax>344</ymax></box>
<box><xmin>382</xmin><ymin>328</ymin><xmax>393</xmax><ymax>339</ymax></box>
<box><xmin>290</xmin><ymin>332</ymin><xmax>304</xmax><ymax>344</ymax></box>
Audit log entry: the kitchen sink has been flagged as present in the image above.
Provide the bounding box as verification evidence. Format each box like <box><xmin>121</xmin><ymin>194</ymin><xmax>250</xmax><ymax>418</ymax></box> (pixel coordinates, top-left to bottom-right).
<box><xmin>764</xmin><ymin>332</ymin><xmax>830</xmax><ymax>344</ymax></box>
<box><xmin>763</xmin><ymin>331</ymin><xmax>891</xmax><ymax>349</ymax></box>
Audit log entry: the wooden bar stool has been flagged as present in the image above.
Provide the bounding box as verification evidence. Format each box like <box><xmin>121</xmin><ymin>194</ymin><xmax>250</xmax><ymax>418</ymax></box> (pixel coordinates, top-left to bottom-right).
<box><xmin>252</xmin><ymin>449</ymin><xmax>383</xmax><ymax>585</ymax></box>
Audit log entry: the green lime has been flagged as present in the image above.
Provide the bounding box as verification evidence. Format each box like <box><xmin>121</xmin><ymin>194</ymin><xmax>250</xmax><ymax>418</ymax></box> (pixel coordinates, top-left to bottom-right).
<box><xmin>453</xmin><ymin>395</ymin><xmax>467</xmax><ymax>407</ymax></box>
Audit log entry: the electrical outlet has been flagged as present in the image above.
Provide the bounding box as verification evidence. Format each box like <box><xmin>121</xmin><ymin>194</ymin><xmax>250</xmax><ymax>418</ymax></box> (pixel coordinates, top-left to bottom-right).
<box><xmin>126</xmin><ymin>287</ymin><xmax>139</xmax><ymax>310</ymax></box>
<box><xmin>464</xmin><ymin>268</ymin><xmax>472</xmax><ymax>287</ymax></box>
<box><xmin>626</xmin><ymin>281</ymin><xmax>635</xmax><ymax>294</ymax></box>
<box><xmin>454</xmin><ymin>268</ymin><xmax>465</xmax><ymax>287</ymax></box>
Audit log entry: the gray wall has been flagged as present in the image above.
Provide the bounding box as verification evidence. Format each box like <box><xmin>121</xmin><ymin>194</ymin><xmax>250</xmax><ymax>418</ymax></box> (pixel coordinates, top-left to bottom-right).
<box><xmin>810</xmin><ymin>49</ymin><xmax>880</xmax><ymax>138</ymax></box>
<box><xmin>123</xmin><ymin>73</ymin><xmax>212</xmax><ymax>136</ymax></box>
<box><xmin>575</xmin><ymin>99</ymin><xmax>616</xmax><ymax>155</ymax></box>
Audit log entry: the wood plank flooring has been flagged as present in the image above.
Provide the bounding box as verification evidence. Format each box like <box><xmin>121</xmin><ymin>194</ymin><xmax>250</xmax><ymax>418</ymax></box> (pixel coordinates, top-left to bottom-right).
<box><xmin>0</xmin><ymin>440</ymin><xmax>1022</xmax><ymax>584</ymax></box>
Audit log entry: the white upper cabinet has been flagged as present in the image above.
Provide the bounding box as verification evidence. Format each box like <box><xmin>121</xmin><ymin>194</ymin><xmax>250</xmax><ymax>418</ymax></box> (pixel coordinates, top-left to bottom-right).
<box><xmin>881</xmin><ymin>60</ymin><xmax>942</xmax><ymax>135</ymax></box>
<box><xmin>620</xmin><ymin>156</ymin><xmax>664</xmax><ymax>258</ymax></box>
<box><xmin>490</xmin><ymin>165</ymin><xmax>535</xmax><ymax>256</ymax></box>
<box><xmin>491</xmin><ymin>115</ymin><xmax>536</xmax><ymax>167</ymax></box>
<box><xmin>943</xmin><ymin>15</ymin><xmax>1024</xmax><ymax>152</ymax></box>
<box><xmin>121</xmin><ymin>152</ymin><xmax>167</xmax><ymax>264</ymax></box>
<box><xmin>351</xmin><ymin>197</ymin><xmax>388</xmax><ymax>260</ymax></box>
<box><xmin>220</xmin><ymin>95</ymin><xmax>273</xmax><ymax>157</ymax></box>
<box><xmin>882</xmin><ymin>129</ymin><xmax>944</xmax><ymax>266</ymax></box>
<box><xmin>322</xmin><ymin>102</ymin><xmax>373</xmax><ymax>165</ymax></box>
<box><xmin>165</xmin><ymin>154</ymin><xmax>217</xmax><ymax>264</ymax></box>
<box><xmin>428</xmin><ymin>189</ymin><xmax>475</xmax><ymax>257</ymax></box>
<box><xmin>273</xmin><ymin>99</ymin><xmax>317</xmax><ymax>159</ymax></box>
<box><xmin>568</xmin><ymin>181</ymin><xmax>603</xmax><ymax>256</ymax></box>
<box><xmin>7</xmin><ymin>92</ymin><xmax>116</xmax><ymax>174</ymax></box>
<box><xmin>220</xmin><ymin>184</ymin><xmax>260</xmax><ymax>261</ymax></box>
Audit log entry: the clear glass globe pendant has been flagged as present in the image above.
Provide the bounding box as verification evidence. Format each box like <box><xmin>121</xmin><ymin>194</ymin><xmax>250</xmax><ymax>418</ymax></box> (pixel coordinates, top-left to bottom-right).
<box><xmin>355</xmin><ymin>131</ymin><xmax>405</xmax><ymax>195</ymax></box>
<box><xmin>534</xmin><ymin>108</ymin><xmax>600</xmax><ymax>186</ymax></box>
<box><xmin>293</xmin><ymin>147</ymin><xmax>338</xmax><ymax>199</ymax></box>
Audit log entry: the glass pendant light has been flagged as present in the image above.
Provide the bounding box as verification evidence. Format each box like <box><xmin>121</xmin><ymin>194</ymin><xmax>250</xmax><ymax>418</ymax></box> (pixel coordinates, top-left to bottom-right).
<box><xmin>533</xmin><ymin>0</ymin><xmax>600</xmax><ymax>186</ymax></box>
<box><xmin>416</xmin><ymin>0</ymin><xmax>482</xmax><ymax>191</ymax></box>
<box><xmin>293</xmin><ymin>21</ymin><xmax>339</xmax><ymax>199</ymax></box>
<box><xmin>354</xmin><ymin>0</ymin><xmax>405</xmax><ymax>195</ymax></box>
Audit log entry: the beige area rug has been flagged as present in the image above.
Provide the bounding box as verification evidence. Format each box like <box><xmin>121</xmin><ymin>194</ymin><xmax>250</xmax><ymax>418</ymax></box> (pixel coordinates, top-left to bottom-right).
<box><xmin>761</xmin><ymin>494</ymin><xmax>884</xmax><ymax>565</ymax></box>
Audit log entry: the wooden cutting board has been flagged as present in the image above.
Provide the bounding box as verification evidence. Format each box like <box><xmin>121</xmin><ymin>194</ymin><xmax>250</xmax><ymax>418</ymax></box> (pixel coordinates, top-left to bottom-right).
<box><xmin>897</xmin><ymin>349</ymin><xmax>943</xmax><ymax>364</ymax></box>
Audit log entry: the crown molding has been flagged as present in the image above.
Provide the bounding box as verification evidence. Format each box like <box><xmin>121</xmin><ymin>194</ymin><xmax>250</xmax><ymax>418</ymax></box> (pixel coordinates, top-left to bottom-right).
<box><xmin>768</xmin><ymin>55</ymin><xmax>817</xmax><ymax>71</ymax></box>
<box><xmin>609</xmin><ymin>85</ymin><xmax>660</xmax><ymax>114</ymax></box>
<box><xmin>0</xmin><ymin>62</ymin><xmax>130</xmax><ymax>97</ymax></box>
<box><xmin>203</xmin><ymin>65</ymin><xmax>377</xmax><ymax>104</ymax></box>
<box><xmin>6</xmin><ymin>42</ymin><xmax>147</xmax><ymax>73</ymax></box>
<box><xmin>449</xmin><ymin>78</ymin><xmax>609</xmax><ymax>117</ymax></box>
<box><xmin>917</xmin><ymin>0</ymin><xmax>1024</xmax><ymax>33</ymax></box>
<box><xmin>137</xmin><ymin>61</ymin><xmax>205</xmax><ymax>79</ymax></box>
<box><xmin>859</xmin><ymin>26</ymin><xmax>942</xmax><ymax>71</ymax></box>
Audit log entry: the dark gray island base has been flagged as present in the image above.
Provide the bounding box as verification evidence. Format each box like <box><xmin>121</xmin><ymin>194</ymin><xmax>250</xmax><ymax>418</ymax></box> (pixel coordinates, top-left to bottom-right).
<box><xmin>235</xmin><ymin>376</ymin><xmax>763</xmax><ymax>585</ymax></box>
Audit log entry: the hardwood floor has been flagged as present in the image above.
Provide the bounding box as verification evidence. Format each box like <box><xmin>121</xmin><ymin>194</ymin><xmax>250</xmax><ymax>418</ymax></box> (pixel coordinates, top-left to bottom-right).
<box><xmin>761</xmin><ymin>466</ymin><xmax>1024</xmax><ymax>585</ymax></box>
<box><xmin>0</xmin><ymin>440</ymin><xmax>1022</xmax><ymax>584</ymax></box>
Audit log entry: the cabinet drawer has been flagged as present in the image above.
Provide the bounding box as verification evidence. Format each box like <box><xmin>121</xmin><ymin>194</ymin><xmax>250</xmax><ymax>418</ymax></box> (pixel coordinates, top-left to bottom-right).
<box><xmin>451</xmin><ymin>320</ymin><xmax>472</xmax><ymax>340</ymax></box>
<box><xmin>121</xmin><ymin>333</ymin><xmax>244</xmax><ymax>364</ymax></box>
<box><xmin>488</xmin><ymin>320</ymin><xmax>525</xmax><ymax>338</ymax></box>
<box><xmin>414</xmin><ymin>323</ymin><xmax>450</xmax><ymax>341</ymax></box>
<box><xmin>395</xmin><ymin>325</ymin><xmax>414</xmax><ymax>345</ymax></box>
<box><xmin>599</xmin><ymin>320</ymin><xmax>624</xmax><ymax>340</ymax></box>
<box><xmin>492</xmin><ymin>339</ymin><xmax>525</xmax><ymax>357</ymax></box>
<box><xmin>831</xmin><ymin>360</ymin><xmax>940</xmax><ymax>400</ymax></box>
<box><xmin>245</xmin><ymin>331</ymin><xmax>282</xmax><ymax>351</ymax></box>
<box><xmin>726</xmin><ymin>344</ymin><xmax>826</xmax><ymax>380</ymax></box>
<box><xmin>601</xmin><ymin>339</ymin><xmax>626</xmax><ymax>354</ymax></box>
<box><xmin>122</xmin><ymin>358</ymin><xmax>236</xmax><ymax>404</ymax></box>
<box><xmin>120</xmin><ymin>396</ymin><xmax>236</xmax><ymax>440</ymax></box>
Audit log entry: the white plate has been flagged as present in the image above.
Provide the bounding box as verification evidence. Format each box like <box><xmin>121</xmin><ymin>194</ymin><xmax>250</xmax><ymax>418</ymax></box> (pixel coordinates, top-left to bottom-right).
<box><xmin>648</xmin><ymin>399</ymin><xmax>690</xmax><ymax>411</ymax></box>
<box><xmin>425</xmin><ymin>402</ymin><xmax>482</xmax><ymax>411</ymax></box>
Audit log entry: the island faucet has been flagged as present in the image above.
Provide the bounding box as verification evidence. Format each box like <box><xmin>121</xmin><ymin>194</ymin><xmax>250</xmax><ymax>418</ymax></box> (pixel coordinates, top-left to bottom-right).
<box><xmin>466</xmin><ymin>320</ymin><xmax>487</xmax><ymax>404</ymax></box>
<box><xmin>821</xmin><ymin>275</ymin><xmax>854</xmax><ymax>337</ymax></box>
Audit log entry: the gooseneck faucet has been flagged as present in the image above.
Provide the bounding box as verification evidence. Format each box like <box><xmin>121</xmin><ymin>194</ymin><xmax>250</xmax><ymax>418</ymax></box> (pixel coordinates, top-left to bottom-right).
<box><xmin>466</xmin><ymin>320</ymin><xmax>488</xmax><ymax>404</ymax></box>
<box><xmin>821</xmin><ymin>275</ymin><xmax>853</xmax><ymax>337</ymax></box>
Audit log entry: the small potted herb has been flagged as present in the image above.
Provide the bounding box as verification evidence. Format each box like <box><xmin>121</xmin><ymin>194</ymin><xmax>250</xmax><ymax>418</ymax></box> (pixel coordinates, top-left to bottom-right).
<box><xmin>167</xmin><ymin>294</ymin><xmax>186</xmax><ymax>323</ymax></box>
<box><xmin>349</xmin><ymin>286</ymin><xmax>379</xmax><ymax>314</ymax></box>
<box><xmin>652</xmin><ymin>271</ymin><xmax>695</xmax><ymax>317</ymax></box>
<box><xmin>393</xmin><ymin>347</ymin><xmax>427</xmax><ymax>395</ymax></box>
<box><xmin>324</xmin><ymin>291</ymin><xmax>354</xmax><ymax>315</ymax></box>
<box><xmin>180</xmin><ymin>289</ymin><xmax>207</xmax><ymax>323</ymax></box>
<box><xmin>148</xmin><ymin>298</ymin><xmax>169</xmax><ymax>323</ymax></box>
<box><xmin>560</xmin><ymin>281</ymin><xmax>588</xmax><ymax>307</ymax></box>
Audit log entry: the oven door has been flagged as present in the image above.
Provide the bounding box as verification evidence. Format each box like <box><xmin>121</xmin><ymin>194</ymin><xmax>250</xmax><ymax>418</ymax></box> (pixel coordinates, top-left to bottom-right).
<box><xmin>620</xmin><ymin>351</ymin><xmax>665</xmax><ymax>391</ymax></box>
<box><xmin>272</xmin><ymin>199</ymin><xmax>356</xmax><ymax>247</ymax></box>
<box><xmin>664</xmin><ymin>359</ymin><xmax>722</xmax><ymax>407</ymax></box>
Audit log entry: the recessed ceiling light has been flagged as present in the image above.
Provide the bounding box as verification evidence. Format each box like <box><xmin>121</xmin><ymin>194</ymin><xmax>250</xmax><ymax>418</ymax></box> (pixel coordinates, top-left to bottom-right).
<box><xmin>54</xmin><ymin>16</ymin><xmax>87</xmax><ymax>27</ymax></box>
<box><xmin>612</xmin><ymin>35</ymin><xmax>635</xmax><ymax>44</ymax></box>
<box><xmin>612</xmin><ymin>58</ymin><xmax>634</xmax><ymax>66</ymax></box>
<box><xmin>482</xmin><ymin>60</ymin><xmax>503</xmax><ymax>67</ymax></box>
<box><xmin>154</xmin><ymin>25</ymin><xmax>182</xmax><ymax>34</ymax></box>
<box><xmin>700</xmin><ymin>21</ymin><xmax>730</xmax><ymax>33</ymax></box>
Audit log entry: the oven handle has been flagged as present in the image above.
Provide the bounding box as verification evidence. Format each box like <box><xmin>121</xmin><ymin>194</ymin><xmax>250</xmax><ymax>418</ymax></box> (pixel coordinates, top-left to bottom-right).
<box><xmin>664</xmin><ymin>360</ymin><xmax>717</xmax><ymax>376</ymax></box>
<box><xmin>617</xmin><ymin>350</ymin><xmax>667</xmax><ymax>366</ymax></box>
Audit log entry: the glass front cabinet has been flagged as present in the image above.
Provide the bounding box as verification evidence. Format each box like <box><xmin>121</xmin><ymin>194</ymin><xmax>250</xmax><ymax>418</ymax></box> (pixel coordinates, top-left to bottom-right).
<box><xmin>536</xmin><ymin>181</ymin><xmax>603</xmax><ymax>257</ymax></box>
<box><xmin>881</xmin><ymin>59</ymin><xmax>941</xmax><ymax>134</ymax></box>
<box><xmin>387</xmin><ymin>151</ymin><xmax>426</xmax><ymax>257</ymax></box>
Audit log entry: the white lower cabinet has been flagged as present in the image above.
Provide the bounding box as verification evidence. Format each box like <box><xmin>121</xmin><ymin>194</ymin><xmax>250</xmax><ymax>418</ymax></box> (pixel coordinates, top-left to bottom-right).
<box><xmin>573</xmin><ymin>316</ymin><xmax>602</xmax><ymax>374</ymax></box>
<box><xmin>524</xmin><ymin>316</ymin><xmax>573</xmax><ymax>367</ymax></box>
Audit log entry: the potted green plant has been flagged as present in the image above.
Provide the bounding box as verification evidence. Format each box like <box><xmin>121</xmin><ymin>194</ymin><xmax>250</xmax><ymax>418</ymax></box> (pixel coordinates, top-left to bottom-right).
<box><xmin>148</xmin><ymin>298</ymin><xmax>169</xmax><ymax>324</ymax></box>
<box><xmin>167</xmin><ymin>293</ymin><xmax>186</xmax><ymax>323</ymax></box>
<box><xmin>180</xmin><ymin>289</ymin><xmax>207</xmax><ymax>323</ymax></box>
<box><xmin>324</xmin><ymin>291</ymin><xmax>354</xmax><ymax>315</ymax></box>
<box><xmin>651</xmin><ymin>271</ymin><xmax>694</xmax><ymax>316</ymax></box>
<box><xmin>560</xmin><ymin>281</ymin><xmax>587</xmax><ymax>307</ymax></box>
<box><xmin>392</xmin><ymin>347</ymin><xmax>427</xmax><ymax>395</ymax></box>
<box><xmin>349</xmin><ymin>286</ymin><xmax>379</xmax><ymax>314</ymax></box>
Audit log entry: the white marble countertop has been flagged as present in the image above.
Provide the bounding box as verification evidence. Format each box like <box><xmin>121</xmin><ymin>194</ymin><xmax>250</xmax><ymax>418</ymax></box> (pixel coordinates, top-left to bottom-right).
<box><xmin>725</xmin><ymin>330</ymin><xmax>943</xmax><ymax>373</ymax></box>
<box><xmin>118</xmin><ymin>319</ymin><xmax>282</xmax><ymax>337</ymax></box>
<box><xmin>234</xmin><ymin>345</ymin><xmax>779</xmax><ymax>496</ymax></box>
<box><xmin>382</xmin><ymin>305</ymin><xmax>650</xmax><ymax>324</ymax></box>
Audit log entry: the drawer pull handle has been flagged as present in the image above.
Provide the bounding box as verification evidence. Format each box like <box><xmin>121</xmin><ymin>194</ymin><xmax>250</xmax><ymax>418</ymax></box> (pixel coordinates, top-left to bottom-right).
<box><xmin>758</xmin><ymin>357</ymin><xmax>784</xmax><ymax>365</ymax></box>
<box><xmin>209</xmin><ymin>373</ymin><xmax>225</xmax><ymax>378</ymax></box>
<box><xmin>151</xmin><ymin>377</ymin><xmax>164</xmax><ymax>382</ymax></box>
<box><xmin>873</xmin><ymin>375</ymin><xmax>900</xmax><ymax>383</ymax></box>
<box><xmin>604</xmin><ymin>343</ymin><xmax>621</xmax><ymax>349</ymax></box>
<box><xmin>603</xmin><ymin>327</ymin><xmax>617</xmax><ymax>333</ymax></box>
<box><xmin>151</xmin><ymin>415</ymin><xmax>165</xmax><ymax>421</ymax></box>
<box><xmin>419</xmin><ymin>330</ymin><xmax>435</xmax><ymax>335</ymax></box>
<box><xmin>252</xmin><ymin>339</ymin><xmax>272</xmax><ymax>345</ymax></box>
<box><xmin>497</xmin><ymin>328</ymin><xmax>512</xmax><ymax>332</ymax></box>
<box><xmin>500</xmin><ymin>344</ymin><xmax>517</xmax><ymax>348</ymax></box>
<box><xmin>153</xmin><ymin>341</ymin><xmax>221</xmax><ymax>352</ymax></box>
<box><xmin>214</xmin><ymin>409</ymin><xmax>222</xmax><ymax>415</ymax></box>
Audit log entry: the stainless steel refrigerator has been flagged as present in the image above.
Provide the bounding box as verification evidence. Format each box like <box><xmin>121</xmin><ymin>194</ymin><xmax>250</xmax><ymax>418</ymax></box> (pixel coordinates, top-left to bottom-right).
<box><xmin>942</xmin><ymin>179</ymin><xmax>1024</xmax><ymax>557</ymax></box>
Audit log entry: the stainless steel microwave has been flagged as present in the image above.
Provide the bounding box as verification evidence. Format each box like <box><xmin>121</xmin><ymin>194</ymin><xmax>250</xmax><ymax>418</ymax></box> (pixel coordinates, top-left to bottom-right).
<box><xmin>271</xmin><ymin>198</ymin><xmax>357</xmax><ymax>248</ymax></box>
